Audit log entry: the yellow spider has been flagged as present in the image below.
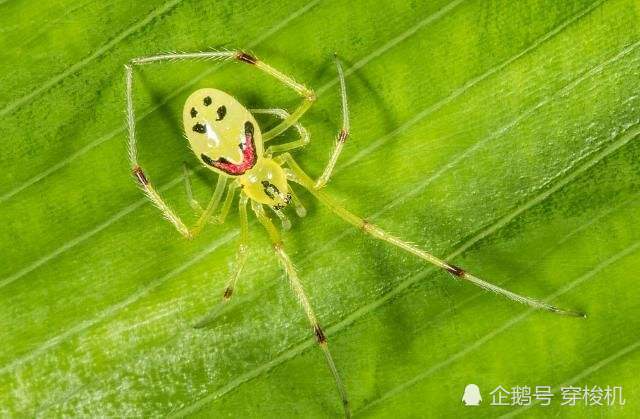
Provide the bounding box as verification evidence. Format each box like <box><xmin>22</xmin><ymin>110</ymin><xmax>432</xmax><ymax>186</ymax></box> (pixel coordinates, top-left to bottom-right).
<box><xmin>124</xmin><ymin>50</ymin><xmax>584</xmax><ymax>418</ymax></box>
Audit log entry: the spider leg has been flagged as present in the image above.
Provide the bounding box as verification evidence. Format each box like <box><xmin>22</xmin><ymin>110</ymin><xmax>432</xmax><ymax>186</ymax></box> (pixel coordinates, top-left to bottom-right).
<box><xmin>125</xmin><ymin>50</ymin><xmax>235</xmax><ymax>164</ymax></box>
<box><xmin>129</xmin><ymin>50</ymin><xmax>236</xmax><ymax>65</ymax></box>
<box><xmin>315</xmin><ymin>54</ymin><xmax>350</xmax><ymax>189</ymax></box>
<box><xmin>222</xmin><ymin>194</ymin><xmax>250</xmax><ymax>301</ymax></box>
<box><xmin>270</xmin><ymin>207</ymin><xmax>292</xmax><ymax>230</ymax></box>
<box><xmin>127</xmin><ymin>49</ymin><xmax>315</xmax><ymax>141</ymax></box>
<box><xmin>237</xmin><ymin>55</ymin><xmax>316</xmax><ymax>142</ymax></box>
<box><xmin>288</xmin><ymin>187</ymin><xmax>307</xmax><ymax>217</ymax></box>
<box><xmin>250</xmin><ymin>108</ymin><xmax>310</xmax><ymax>154</ymax></box>
<box><xmin>182</xmin><ymin>163</ymin><xmax>204</xmax><ymax>212</ymax></box>
<box><xmin>125</xmin><ymin>64</ymin><xmax>228</xmax><ymax>239</ymax></box>
<box><xmin>277</xmin><ymin>152</ymin><xmax>586</xmax><ymax>318</ymax></box>
<box><xmin>251</xmin><ymin>201</ymin><xmax>351</xmax><ymax>418</ymax></box>
<box><xmin>211</xmin><ymin>182</ymin><xmax>239</xmax><ymax>225</ymax></box>
<box><xmin>192</xmin><ymin>193</ymin><xmax>248</xmax><ymax>329</ymax></box>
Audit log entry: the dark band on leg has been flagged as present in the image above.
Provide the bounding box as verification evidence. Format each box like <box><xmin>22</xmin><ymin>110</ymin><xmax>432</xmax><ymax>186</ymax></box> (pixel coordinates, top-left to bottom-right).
<box><xmin>132</xmin><ymin>166</ymin><xmax>148</xmax><ymax>185</ymax></box>
<box><xmin>314</xmin><ymin>325</ymin><xmax>327</xmax><ymax>344</ymax></box>
<box><xmin>236</xmin><ymin>52</ymin><xmax>257</xmax><ymax>65</ymax></box>
<box><xmin>338</xmin><ymin>129</ymin><xmax>349</xmax><ymax>143</ymax></box>
<box><xmin>223</xmin><ymin>287</ymin><xmax>233</xmax><ymax>300</ymax></box>
<box><xmin>445</xmin><ymin>264</ymin><xmax>465</xmax><ymax>277</ymax></box>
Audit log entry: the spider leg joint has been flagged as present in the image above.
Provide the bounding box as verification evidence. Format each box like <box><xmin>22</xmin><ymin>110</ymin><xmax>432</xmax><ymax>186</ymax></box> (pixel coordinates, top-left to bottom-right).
<box><xmin>305</xmin><ymin>89</ymin><xmax>317</xmax><ymax>102</ymax></box>
<box><xmin>132</xmin><ymin>166</ymin><xmax>148</xmax><ymax>185</ymax></box>
<box><xmin>314</xmin><ymin>325</ymin><xmax>327</xmax><ymax>344</ymax></box>
<box><xmin>338</xmin><ymin>128</ymin><xmax>349</xmax><ymax>143</ymax></box>
<box><xmin>236</xmin><ymin>51</ymin><xmax>257</xmax><ymax>65</ymax></box>
<box><xmin>445</xmin><ymin>263</ymin><xmax>465</xmax><ymax>277</ymax></box>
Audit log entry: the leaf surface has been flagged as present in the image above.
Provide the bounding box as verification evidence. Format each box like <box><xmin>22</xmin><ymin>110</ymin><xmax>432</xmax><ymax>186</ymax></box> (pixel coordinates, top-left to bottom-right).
<box><xmin>0</xmin><ymin>0</ymin><xmax>639</xmax><ymax>417</ymax></box>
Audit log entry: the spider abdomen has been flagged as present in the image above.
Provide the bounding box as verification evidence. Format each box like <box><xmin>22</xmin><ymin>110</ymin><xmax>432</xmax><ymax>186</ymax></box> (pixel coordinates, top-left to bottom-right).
<box><xmin>182</xmin><ymin>88</ymin><xmax>263</xmax><ymax>176</ymax></box>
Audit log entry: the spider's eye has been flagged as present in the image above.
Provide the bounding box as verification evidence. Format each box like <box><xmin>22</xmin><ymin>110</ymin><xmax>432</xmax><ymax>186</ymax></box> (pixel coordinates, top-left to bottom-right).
<box><xmin>190</xmin><ymin>107</ymin><xmax>198</xmax><ymax>118</ymax></box>
<box><xmin>203</xmin><ymin>96</ymin><xmax>212</xmax><ymax>106</ymax></box>
<box><xmin>216</xmin><ymin>105</ymin><xmax>227</xmax><ymax>121</ymax></box>
<box><xmin>193</xmin><ymin>123</ymin><xmax>206</xmax><ymax>133</ymax></box>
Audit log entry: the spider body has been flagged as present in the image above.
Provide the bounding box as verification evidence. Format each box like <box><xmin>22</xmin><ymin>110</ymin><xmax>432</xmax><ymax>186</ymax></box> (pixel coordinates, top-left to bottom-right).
<box><xmin>183</xmin><ymin>88</ymin><xmax>290</xmax><ymax>208</ymax></box>
<box><xmin>125</xmin><ymin>50</ymin><xmax>583</xmax><ymax>419</ymax></box>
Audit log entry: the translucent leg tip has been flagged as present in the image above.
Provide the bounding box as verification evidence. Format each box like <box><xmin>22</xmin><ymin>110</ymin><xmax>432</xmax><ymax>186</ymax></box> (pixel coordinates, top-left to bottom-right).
<box><xmin>556</xmin><ymin>308</ymin><xmax>587</xmax><ymax>319</ymax></box>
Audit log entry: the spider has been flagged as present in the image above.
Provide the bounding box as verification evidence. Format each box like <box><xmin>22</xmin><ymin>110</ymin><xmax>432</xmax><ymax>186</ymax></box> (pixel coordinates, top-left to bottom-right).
<box><xmin>124</xmin><ymin>50</ymin><xmax>585</xmax><ymax>418</ymax></box>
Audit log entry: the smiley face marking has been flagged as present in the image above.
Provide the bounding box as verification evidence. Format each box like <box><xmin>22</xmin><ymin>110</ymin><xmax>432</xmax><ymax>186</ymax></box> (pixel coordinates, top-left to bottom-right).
<box><xmin>199</xmin><ymin>121</ymin><xmax>257</xmax><ymax>176</ymax></box>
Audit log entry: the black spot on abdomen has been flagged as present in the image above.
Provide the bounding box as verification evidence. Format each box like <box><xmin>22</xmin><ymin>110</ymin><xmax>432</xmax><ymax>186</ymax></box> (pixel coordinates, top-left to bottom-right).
<box><xmin>216</xmin><ymin>105</ymin><xmax>226</xmax><ymax>121</ymax></box>
<box><xmin>193</xmin><ymin>123</ymin><xmax>206</xmax><ymax>133</ymax></box>
<box><xmin>201</xmin><ymin>154</ymin><xmax>214</xmax><ymax>166</ymax></box>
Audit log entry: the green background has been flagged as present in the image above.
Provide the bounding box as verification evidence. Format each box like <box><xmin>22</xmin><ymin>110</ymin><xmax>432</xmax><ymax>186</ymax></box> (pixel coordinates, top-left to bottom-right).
<box><xmin>1</xmin><ymin>0</ymin><xmax>639</xmax><ymax>417</ymax></box>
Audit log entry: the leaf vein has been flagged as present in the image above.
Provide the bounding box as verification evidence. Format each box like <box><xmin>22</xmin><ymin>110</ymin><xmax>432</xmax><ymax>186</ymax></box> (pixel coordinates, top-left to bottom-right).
<box><xmin>356</xmin><ymin>240</ymin><xmax>640</xmax><ymax>415</ymax></box>
<box><xmin>169</xmin><ymin>117</ymin><xmax>640</xmax><ymax>417</ymax></box>
<box><xmin>0</xmin><ymin>0</ymin><xmax>187</xmax><ymax>118</ymax></box>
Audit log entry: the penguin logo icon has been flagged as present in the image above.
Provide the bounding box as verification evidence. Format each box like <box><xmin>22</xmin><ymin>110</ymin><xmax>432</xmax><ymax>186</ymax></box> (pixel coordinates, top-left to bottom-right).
<box><xmin>462</xmin><ymin>384</ymin><xmax>482</xmax><ymax>406</ymax></box>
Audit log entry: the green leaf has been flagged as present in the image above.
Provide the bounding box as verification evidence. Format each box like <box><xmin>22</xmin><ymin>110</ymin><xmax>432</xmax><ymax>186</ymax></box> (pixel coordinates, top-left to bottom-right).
<box><xmin>1</xmin><ymin>0</ymin><xmax>639</xmax><ymax>417</ymax></box>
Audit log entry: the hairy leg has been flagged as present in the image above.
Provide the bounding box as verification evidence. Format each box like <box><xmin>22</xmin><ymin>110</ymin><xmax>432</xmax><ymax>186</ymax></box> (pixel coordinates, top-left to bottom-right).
<box><xmin>277</xmin><ymin>152</ymin><xmax>585</xmax><ymax>318</ymax></box>
<box><xmin>250</xmin><ymin>108</ymin><xmax>310</xmax><ymax>154</ymax></box>
<box><xmin>252</xmin><ymin>201</ymin><xmax>351</xmax><ymax>418</ymax></box>
<box><xmin>315</xmin><ymin>54</ymin><xmax>350</xmax><ymax>188</ymax></box>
